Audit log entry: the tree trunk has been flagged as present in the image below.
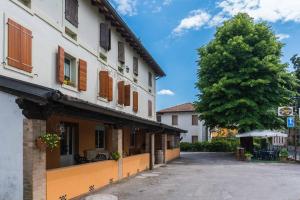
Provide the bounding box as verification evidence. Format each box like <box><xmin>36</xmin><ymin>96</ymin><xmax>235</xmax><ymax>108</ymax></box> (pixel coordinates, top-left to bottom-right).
<box><xmin>240</xmin><ymin>137</ymin><xmax>254</xmax><ymax>153</ymax></box>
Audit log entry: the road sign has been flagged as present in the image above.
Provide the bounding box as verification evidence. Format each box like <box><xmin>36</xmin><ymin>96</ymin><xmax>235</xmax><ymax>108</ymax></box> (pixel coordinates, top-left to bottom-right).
<box><xmin>278</xmin><ymin>107</ymin><xmax>293</xmax><ymax>116</ymax></box>
<box><xmin>287</xmin><ymin>117</ymin><xmax>295</xmax><ymax>128</ymax></box>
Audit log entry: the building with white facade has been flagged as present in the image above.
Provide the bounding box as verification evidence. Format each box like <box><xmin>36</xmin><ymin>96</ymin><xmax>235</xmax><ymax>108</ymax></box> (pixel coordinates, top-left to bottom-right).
<box><xmin>0</xmin><ymin>0</ymin><xmax>185</xmax><ymax>199</ymax></box>
<box><xmin>157</xmin><ymin>103</ymin><xmax>208</xmax><ymax>143</ymax></box>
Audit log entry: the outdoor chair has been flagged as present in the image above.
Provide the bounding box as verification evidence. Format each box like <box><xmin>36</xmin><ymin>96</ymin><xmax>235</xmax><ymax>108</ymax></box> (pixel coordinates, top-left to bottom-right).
<box><xmin>94</xmin><ymin>153</ymin><xmax>107</xmax><ymax>161</ymax></box>
<box><xmin>74</xmin><ymin>154</ymin><xmax>89</xmax><ymax>164</ymax></box>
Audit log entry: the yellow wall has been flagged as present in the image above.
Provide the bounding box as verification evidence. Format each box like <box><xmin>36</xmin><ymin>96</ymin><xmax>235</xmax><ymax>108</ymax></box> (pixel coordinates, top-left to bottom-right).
<box><xmin>166</xmin><ymin>148</ymin><xmax>180</xmax><ymax>162</ymax></box>
<box><xmin>211</xmin><ymin>128</ymin><xmax>238</xmax><ymax>138</ymax></box>
<box><xmin>46</xmin><ymin>160</ymin><xmax>118</xmax><ymax>200</ymax></box>
<box><xmin>122</xmin><ymin>153</ymin><xmax>150</xmax><ymax>178</ymax></box>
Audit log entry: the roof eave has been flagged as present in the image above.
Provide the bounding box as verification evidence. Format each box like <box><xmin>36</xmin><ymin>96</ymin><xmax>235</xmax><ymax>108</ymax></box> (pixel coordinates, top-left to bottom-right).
<box><xmin>93</xmin><ymin>0</ymin><xmax>166</xmax><ymax>77</ymax></box>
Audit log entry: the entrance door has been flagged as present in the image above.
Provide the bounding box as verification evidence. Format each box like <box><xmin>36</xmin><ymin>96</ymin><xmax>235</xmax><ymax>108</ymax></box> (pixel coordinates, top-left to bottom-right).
<box><xmin>60</xmin><ymin>123</ymin><xmax>77</xmax><ymax>167</ymax></box>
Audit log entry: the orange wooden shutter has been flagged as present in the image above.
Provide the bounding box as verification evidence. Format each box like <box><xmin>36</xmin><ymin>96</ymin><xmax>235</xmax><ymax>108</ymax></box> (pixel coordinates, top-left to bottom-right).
<box><xmin>57</xmin><ymin>46</ymin><xmax>65</xmax><ymax>84</ymax></box>
<box><xmin>78</xmin><ymin>59</ymin><xmax>87</xmax><ymax>91</ymax></box>
<box><xmin>108</xmin><ymin>76</ymin><xmax>113</xmax><ymax>101</ymax></box>
<box><xmin>124</xmin><ymin>85</ymin><xmax>131</xmax><ymax>106</ymax></box>
<box><xmin>148</xmin><ymin>100</ymin><xmax>152</xmax><ymax>117</ymax></box>
<box><xmin>99</xmin><ymin>71</ymin><xmax>109</xmax><ymax>98</ymax></box>
<box><xmin>7</xmin><ymin>18</ymin><xmax>32</xmax><ymax>73</ymax></box>
<box><xmin>133</xmin><ymin>91</ymin><xmax>138</xmax><ymax>112</ymax></box>
<box><xmin>118</xmin><ymin>81</ymin><xmax>125</xmax><ymax>105</ymax></box>
<box><xmin>20</xmin><ymin>26</ymin><xmax>32</xmax><ymax>73</ymax></box>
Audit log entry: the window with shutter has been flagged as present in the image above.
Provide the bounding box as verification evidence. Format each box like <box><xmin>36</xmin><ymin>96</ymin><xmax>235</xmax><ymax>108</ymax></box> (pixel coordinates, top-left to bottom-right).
<box><xmin>192</xmin><ymin>115</ymin><xmax>198</xmax><ymax>126</ymax></box>
<box><xmin>7</xmin><ymin>18</ymin><xmax>32</xmax><ymax>73</ymax></box>
<box><xmin>148</xmin><ymin>100</ymin><xmax>152</xmax><ymax>117</ymax></box>
<box><xmin>65</xmin><ymin>0</ymin><xmax>78</xmax><ymax>27</ymax></box>
<box><xmin>57</xmin><ymin>46</ymin><xmax>65</xmax><ymax>84</ymax></box>
<box><xmin>124</xmin><ymin>85</ymin><xmax>131</xmax><ymax>106</ymax></box>
<box><xmin>172</xmin><ymin>115</ymin><xmax>178</xmax><ymax>125</ymax></box>
<box><xmin>157</xmin><ymin>115</ymin><xmax>161</xmax><ymax>122</ymax></box>
<box><xmin>133</xmin><ymin>57</ymin><xmax>138</xmax><ymax>76</ymax></box>
<box><xmin>118</xmin><ymin>81</ymin><xmax>125</xmax><ymax>105</ymax></box>
<box><xmin>100</xmin><ymin>23</ymin><xmax>111</xmax><ymax>51</ymax></box>
<box><xmin>118</xmin><ymin>42</ymin><xmax>125</xmax><ymax>63</ymax></box>
<box><xmin>99</xmin><ymin>71</ymin><xmax>109</xmax><ymax>98</ymax></box>
<box><xmin>18</xmin><ymin>0</ymin><xmax>31</xmax><ymax>8</ymax></box>
<box><xmin>148</xmin><ymin>72</ymin><xmax>152</xmax><ymax>87</ymax></box>
<box><xmin>108</xmin><ymin>76</ymin><xmax>113</xmax><ymax>101</ymax></box>
<box><xmin>108</xmin><ymin>28</ymin><xmax>111</xmax><ymax>51</ymax></box>
<box><xmin>78</xmin><ymin>59</ymin><xmax>87</xmax><ymax>91</ymax></box>
<box><xmin>192</xmin><ymin>136</ymin><xmax>198</xmax><ymax>144</ymax></box>
<box><xmin>133</xmin><ymin>91</ymin><xmax>138</xmax><ymax>112</ymax></box>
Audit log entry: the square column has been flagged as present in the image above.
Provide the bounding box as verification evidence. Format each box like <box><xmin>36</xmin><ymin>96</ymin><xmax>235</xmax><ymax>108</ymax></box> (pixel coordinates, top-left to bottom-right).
<box><xmin>145</xmin><ymin>133</ymin><xmax>150</xmax><ymax>153</ymax></box>
<box><xmin>150</xmin><ymin>133</ymin><xmax>155</xmax><ymax>169</ymax></box>
<box><xmin>23</xmin><ymin>119</ymin><xmax>46</xmax><ymax>200</ymax></box>
<box><xmin>162</xmin><ymin>134</ymin><xmax>167</xmax><ymax>164</ymax></box>
<box><xmin>112</xmin><ymin>128</ymin><xmax>123</xmax><ymax>180</ymax></box>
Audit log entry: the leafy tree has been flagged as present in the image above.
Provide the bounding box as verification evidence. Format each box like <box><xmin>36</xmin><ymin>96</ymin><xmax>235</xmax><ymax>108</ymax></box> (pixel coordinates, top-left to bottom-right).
<box><xmin>291</xmin><ymin>54</ymin><xmax>300</xmax><ymax>93</ymax></box>
<box><xmin>195</xmin><ymin>13</ymin><xmax>296</xmax><ymax>134</ymax></box>
<box><xmin>291</xmin><ymin>54</ymin><xmax>300</xmax><ymax>77</ymax></box>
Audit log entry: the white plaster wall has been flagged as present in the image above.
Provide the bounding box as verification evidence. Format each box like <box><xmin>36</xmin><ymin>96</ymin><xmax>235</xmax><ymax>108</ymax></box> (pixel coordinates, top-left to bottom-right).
<box><xmin>159</xmin><ymin>112</ymin><xmax>207</xmax><ymax>143</ymax></box>
<box><xmin>0</xmin><ymin>0</ymin><xmax>156</xmax><ymax>120</ymax></box>
<box><xmin>0</xmin><ymin>91</ymin><xmax>23</xmax><ymax>200</ymax></box>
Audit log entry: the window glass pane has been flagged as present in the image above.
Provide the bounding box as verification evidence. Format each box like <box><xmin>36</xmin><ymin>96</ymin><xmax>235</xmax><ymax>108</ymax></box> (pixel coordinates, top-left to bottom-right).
<box><xmin>95</xmin><ymin>131</ymin><xmax>99</xmax><ymax>147</ymax></box>
<box><xmin>60</xmin><ymin>131</ymin><xmax>68</xmax><ymax>155</ymax></box>
<box><xmin>64</xmin><ymin>58</ymin><xmax>71</xmax><ymax>81</ymax></box>
<box><xmin>95</xmin><ymin>128</ymin><xmax>105</xmax><ymax>149</ymax></box>
<box><xmin>99</xmin><ymin>131</ymin><xmax>104</xmax><ymax>148</ymax></box>
<box><xmin>130</xmin><ymin>129</ymin><xmax>136</xmax><ymax>146</ymax></box>
<box><xmin>69</xmin><ymin>127</ymin><xmax>73</xmax><ymax>154</ymax></box>
<box><xmin>70</xmin><ymin>59</ymin><xmax>76</xmax><ymax>83</ymax></box>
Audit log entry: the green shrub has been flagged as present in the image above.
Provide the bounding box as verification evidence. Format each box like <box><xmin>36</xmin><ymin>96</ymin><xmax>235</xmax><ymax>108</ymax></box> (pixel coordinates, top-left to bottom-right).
<box><xmin>180</xmin><ymin>138</ymin><xmax>239</xmax><ymax>152</ymax></box>
<box><xmin>279</xmin><ymin>148</ymin><xmax>289</xmax><ymax>158</ymax></box>
<box><xmin>180</xmin><ymin>142</ymin><xmax>192</xmax><ymax>151</ymax></box>
<box><xmin>111</xmin><ymin>152</ymin><xmax>121</xmax><ymax>161</ymax></box>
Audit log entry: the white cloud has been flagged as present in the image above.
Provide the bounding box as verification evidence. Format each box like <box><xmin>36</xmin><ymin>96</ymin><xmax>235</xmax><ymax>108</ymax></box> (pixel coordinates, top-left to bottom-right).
<box><xmin>172</xmin><ymin>0</ymin><xmax>300</xmax><ymax>36</ymax></box>
<box><xmin>111</xmin><ymin>0</ymin><xmax>137</xmax><ymax>16</ymax></box>
<box><xmin>217</xmin><ymin>0</ymin><xmax>300</xmax><ymax>23</ymax></box>
<box><xmin>163</xmin><ymin>0</ymin><xmax>172</xmax><ymax>6</ymax></box>
<box><xmin>208</xmin><ymin>13</ymin><xmax>228</xmax><ymax>27</ymax></box>
<box><xmin>157</xmin><ymin>89</ymin><xmax>175</xmax><ymax>96</ymax></box>
<box><xmin>172</xmin><ymin>10</ymin><xmax>211</xmax><ymax>36</ymax></box>
<box><xmin>276</xmin><ymin>33</ymin><xmax>290</xmax><ymax>41</ymax></box>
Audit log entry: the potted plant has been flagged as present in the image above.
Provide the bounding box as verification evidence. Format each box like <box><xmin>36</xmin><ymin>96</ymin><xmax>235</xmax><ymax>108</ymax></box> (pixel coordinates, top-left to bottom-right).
<box><xmin>244</xmin><ymin>152</ymin><xmax>253</xmax><ymax>161</ymax></box>
<box><xmin>36</xmin><ymin>137</ymin><xmax>47</xmax><ymax>151</ymax></box>
<box><xmin>111</xmin><ymin>152</ymin><xmax>121</xmax><ymax>161</ymax></box>
<box><xmin>279</xmin><ymin>148</ymin><xmax>289</xmax><ymax>162</ymax></box>
<box><xmin>36</xmin><ymin>133</ymin><xmax>60</xmax><ymax>151</ymax></box>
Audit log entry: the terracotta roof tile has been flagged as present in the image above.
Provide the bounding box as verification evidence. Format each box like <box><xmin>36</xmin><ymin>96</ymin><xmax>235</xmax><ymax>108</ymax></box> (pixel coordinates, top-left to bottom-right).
<box><xmin>157</xmin><ymin>103</ymin><xmax>195</xmax><ymax>113</ymax></box>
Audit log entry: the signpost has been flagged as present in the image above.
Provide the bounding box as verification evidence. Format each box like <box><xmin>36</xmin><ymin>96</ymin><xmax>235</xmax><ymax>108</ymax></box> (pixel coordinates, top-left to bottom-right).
<box><xmin>287</xmin><ymin>117</ymin><xmax>295</xmax><ymax>128</ymax></box>
<box><xmin>278</xmin><ymin>106</ymin><xmax>297</xmax><ymax>160</ymax></box>
<box><xmin>278</xmin><ymin>107</ymin><xmax>294</xmax><ymax>117</ymax></box>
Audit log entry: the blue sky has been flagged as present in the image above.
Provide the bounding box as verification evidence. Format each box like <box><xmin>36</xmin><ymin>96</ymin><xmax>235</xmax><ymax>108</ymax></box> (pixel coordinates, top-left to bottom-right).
<box><xmin>108</xmin><ymin>0</ymin><xmax>300</xmax><ymax>110</ymax></box>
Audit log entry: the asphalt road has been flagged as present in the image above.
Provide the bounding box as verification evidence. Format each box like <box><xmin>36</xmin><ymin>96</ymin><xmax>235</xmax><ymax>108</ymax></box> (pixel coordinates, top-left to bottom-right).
<box><xmin>83</xmin><ymin>152</ymin><xmax>300</xmax><ymax>200</ymax></box>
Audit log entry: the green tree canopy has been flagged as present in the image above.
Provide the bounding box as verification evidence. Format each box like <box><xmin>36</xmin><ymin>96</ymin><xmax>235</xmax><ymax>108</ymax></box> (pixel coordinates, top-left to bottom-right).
<box><xmin>195</xmin><ymin>13</ymin><xmax>296</xmax><ymax>133</ymax></box>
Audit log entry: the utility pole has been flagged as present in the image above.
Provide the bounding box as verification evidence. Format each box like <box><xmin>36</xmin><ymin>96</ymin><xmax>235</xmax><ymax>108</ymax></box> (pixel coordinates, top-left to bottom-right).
<box><xmin>293</xmin><ymin>97</ymin><xmax>299</xmax><ymax>161</ymax></box>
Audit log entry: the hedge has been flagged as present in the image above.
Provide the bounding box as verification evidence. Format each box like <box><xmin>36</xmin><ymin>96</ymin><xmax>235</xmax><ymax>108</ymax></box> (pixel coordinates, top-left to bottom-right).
<box><xmin>180</xmin><ymin>138</ymin><xmax>239</xmax><ymax>152</ymax></box>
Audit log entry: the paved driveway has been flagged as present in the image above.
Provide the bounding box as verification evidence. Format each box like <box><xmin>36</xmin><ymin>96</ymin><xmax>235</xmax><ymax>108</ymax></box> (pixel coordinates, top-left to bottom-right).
<box><xmin>84</xmin><ymin>152</ymin><xmax>300</xmax><ymax>200</ymax></box>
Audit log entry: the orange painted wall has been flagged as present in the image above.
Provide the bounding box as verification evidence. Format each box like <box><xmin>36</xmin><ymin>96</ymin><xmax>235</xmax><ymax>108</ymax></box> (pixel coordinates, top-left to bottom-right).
<box><xmin>122</xmin><ymin>153</ymin><xmax>150</xmax><ymax>178</ymax></box>
<box><xmin>46</xmin><ymin>115</ymin><xmax>113</xmax><ymax>169</ymax></box>
<box><xmin>46</xmin><ymin>160</ymin><xmax>118</xmax><ymax>200</ymax></box>
<box><xmin>166</xmin><ymin>148</ymin><xmax>180</xmax><ymax>162</ymax></box>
